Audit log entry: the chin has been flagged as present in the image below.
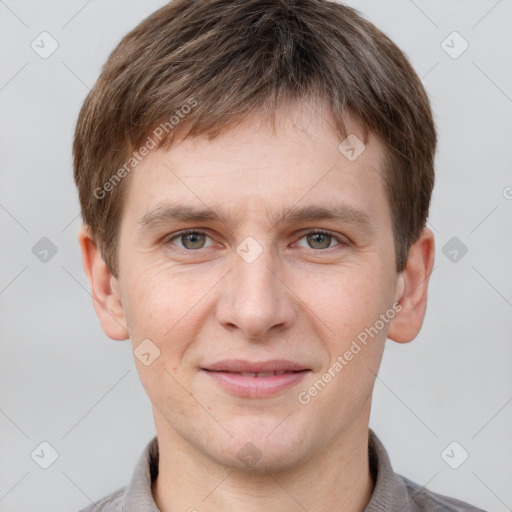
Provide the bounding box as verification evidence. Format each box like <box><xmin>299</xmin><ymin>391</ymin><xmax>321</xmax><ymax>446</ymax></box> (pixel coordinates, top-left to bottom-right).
<box><xmin>212</xmin><ymin>416</ymin><xmax>313</xmax><ymax>472</ymax></box>
<box><xmin>212</xmin><ymin>439</ymin><xmax>311</xmax><ymax>474</ymax></box>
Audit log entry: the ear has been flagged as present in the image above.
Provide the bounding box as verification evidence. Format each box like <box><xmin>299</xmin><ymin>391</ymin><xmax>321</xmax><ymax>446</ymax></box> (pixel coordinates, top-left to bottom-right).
<box><xmin>78</xmin><ymin>224</ymin><xmax>129</xmax><ymax>341</ymax></box>
<box><xmin>387</xmin><ymin>227</ymin><xmax>435</xmax><ymax>344</ymax></box>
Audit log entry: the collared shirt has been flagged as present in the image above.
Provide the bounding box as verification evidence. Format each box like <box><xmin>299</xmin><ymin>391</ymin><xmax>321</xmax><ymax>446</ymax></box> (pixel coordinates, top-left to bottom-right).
<box><xmin>78</xmin><ymin>429</ymin><xmax>486</xmax><ymax>512</ymax></box>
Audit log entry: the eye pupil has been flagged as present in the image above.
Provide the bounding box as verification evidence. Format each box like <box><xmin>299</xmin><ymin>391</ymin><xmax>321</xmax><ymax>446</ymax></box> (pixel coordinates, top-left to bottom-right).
<box><xmin>307</xmin><ymin>233</ymin><xmax>331</xmax><ymax>249</ymax></box>
<box><xmin>182</xmin><ymin>232</ymin><xmax>205</xmax><ymax>249</ymax></box>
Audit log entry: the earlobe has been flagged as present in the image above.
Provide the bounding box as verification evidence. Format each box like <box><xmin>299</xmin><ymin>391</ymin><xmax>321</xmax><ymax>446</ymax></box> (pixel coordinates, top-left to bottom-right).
<box><xmin>387</xmin><ymin>228</ymin><xmax>435</xmax><ymax>344</ymax></box>
<box><xmin>78</xmin><ymin>224</ymin><xmax>129</xmax><ymax>341</ymax></box>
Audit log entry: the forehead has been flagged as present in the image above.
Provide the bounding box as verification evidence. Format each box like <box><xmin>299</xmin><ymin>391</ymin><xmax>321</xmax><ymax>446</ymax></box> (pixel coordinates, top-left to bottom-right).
<box><xmin>121</xmin><ymin>102</ymin><xmax>390</xmax><ymax>229</ymax></box>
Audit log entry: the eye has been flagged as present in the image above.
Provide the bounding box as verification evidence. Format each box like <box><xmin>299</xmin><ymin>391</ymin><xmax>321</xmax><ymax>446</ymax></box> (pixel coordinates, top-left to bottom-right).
<box><xmin>296</xmin><ymin>230</ymin><xmax>348</xmax><ymax>250</ymax></box>
<box><xmin>163</xmin><ymin>228</ymin><xmax>349</xmax><ymax>253</ymax></box>
<box><xmin>165</xmin><ymin>229</ymin><xmax>214</xmax><ymax>250</ymax></box>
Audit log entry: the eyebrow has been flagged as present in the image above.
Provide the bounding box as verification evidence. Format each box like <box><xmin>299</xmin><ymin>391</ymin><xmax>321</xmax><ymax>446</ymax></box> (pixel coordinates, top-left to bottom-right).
<box><xmin>136</xmin><ymin>201</ymin><xmax>374</xmax><ymax>234</ymax></box>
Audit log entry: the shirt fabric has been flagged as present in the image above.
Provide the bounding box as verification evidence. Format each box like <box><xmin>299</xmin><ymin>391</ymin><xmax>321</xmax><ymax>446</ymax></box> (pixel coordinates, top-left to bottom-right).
<box><xmin>78</xmin><ymin>429</ymin><xmax>486</xmax><ymax>512</ymax></box>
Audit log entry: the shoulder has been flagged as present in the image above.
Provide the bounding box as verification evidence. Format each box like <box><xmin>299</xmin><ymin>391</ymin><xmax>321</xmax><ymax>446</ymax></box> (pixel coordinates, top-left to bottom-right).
<box><xmin>401</xmin><ymin>475</ymin><xmax>487</xmax><ymax>512</ymax></box>
<box><xmin>76</xmin><ymin>485</ymin><xmax>126</xmax><ymax>512</ymax></box>
<box><xmin>367</xmin><ymin>429</ymin><xmax>486</xmax><ymax>512</ymax></box>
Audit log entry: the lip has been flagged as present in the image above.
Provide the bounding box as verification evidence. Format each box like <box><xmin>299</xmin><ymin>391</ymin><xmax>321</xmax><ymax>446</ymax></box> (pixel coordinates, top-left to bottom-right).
<box><xmin>203</xmin><ymin>359</ymin><xmax>309</xmax><ymax>373</ymax></box>
<box><xmin>201</xmin><ymin>359</ymin><xmax>310</xmax><ymax>398</ymax></box>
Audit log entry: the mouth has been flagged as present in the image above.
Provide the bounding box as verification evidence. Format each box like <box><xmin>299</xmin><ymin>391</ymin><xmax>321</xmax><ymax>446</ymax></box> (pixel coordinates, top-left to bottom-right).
<box><xmin>201</xmin><ymin>360</ymin><xmax>311</xmax><ymax>398</ymax></box>
<box><xmin>206</xmin><ymin>370</ymin><xmax>307</xmax><ymax>377</ymax></box>
<box><xmin>202</xmin><ymin>359</ymin><xmax>310</xmax><ymax>373</ymax></box>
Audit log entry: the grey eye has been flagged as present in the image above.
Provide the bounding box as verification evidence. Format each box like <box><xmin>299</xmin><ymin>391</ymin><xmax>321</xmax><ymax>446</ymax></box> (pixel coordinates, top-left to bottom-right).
<box><xmin>306</xmin><ymin>232</ymin><xmax>333</xmax><ymax>249</ymax></box>
<box><xmin>180</xmin><ymin>232</ymin><xmax>207</xmax><ymax>249</ymax></box>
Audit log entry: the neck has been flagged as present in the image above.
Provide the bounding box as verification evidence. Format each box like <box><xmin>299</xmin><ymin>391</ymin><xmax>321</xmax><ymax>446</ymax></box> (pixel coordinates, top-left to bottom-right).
<box><xmin>151</xmin><ymin>412</ymin><xmax>375</xmax><ymax>512</ymax></box>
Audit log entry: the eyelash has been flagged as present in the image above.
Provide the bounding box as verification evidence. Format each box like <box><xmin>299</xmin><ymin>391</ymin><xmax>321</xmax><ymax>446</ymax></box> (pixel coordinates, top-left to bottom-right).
<box><xmin>164</xmin><ymin>228</ymin><xmax>349</xmax><ymax>254</ymax></box>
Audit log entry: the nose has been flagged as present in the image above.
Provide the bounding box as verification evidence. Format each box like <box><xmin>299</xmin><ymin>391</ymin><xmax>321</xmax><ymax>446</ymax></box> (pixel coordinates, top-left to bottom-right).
<box><xmin>214</xmin><ymin>242</ymin><xmax>296</xmax><ymax>340</ymax></box>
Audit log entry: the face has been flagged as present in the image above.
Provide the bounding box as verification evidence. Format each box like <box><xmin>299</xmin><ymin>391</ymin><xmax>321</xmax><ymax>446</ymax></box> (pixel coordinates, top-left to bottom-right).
<box><xmin>97</xmin><ymin>102</ymin><xmax>407</xmax><ymax>471</ymax></box>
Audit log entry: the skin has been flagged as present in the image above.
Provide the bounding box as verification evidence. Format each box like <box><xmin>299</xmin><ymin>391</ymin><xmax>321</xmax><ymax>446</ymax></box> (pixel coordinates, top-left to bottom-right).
<box><xmin>79</xmin><ymin>100</ymin><xmax>435</xmax><ymax>512</ymax></box>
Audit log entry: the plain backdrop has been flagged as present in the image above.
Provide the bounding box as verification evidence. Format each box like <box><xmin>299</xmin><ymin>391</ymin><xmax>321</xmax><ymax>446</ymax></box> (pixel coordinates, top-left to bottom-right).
<box><xmin>0</xmin><ymin>1</ymin><xmax>511</xmax><ymax>511</ymax></box>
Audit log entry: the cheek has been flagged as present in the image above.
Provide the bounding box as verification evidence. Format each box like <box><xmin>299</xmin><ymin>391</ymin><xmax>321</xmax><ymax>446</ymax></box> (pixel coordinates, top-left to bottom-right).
<box><xmin>302</xmin><ymin>264</ymin><xmax>391</xmax><ymax>339</ymax></box>
<box><xmin>124</xmin><ymin>272</ymin><xmax>198</xmax><ymax>412</ymax></box>
<box><xmin>295</xmin><ymin>269</ymin><xmax>392</xmax><ymax>417</ymax></box>
<box><xmin>124</xmin><ymin>267</ymin><xmax>208</xmax><ymax>361</ymax></box>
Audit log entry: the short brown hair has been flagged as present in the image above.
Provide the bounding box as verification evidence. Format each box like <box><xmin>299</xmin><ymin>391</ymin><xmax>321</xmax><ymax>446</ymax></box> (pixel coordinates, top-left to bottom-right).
<box><xmin>73</xmin><ymin>0</ymin><xmax>437</xmax><ymax>277</ymax></box>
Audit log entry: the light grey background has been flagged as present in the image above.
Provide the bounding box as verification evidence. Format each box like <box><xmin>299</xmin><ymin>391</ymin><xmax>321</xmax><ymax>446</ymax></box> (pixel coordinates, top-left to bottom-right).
<box><xmin>0</xmin><ymin>1</ymin><xmax>511</xmax><ymax>511</ymax></box>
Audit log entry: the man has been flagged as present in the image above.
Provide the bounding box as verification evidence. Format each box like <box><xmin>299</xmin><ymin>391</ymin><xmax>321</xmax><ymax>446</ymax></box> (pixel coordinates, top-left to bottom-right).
<box><xmin>73</xmin><ymin>0</ymin><xmax>485</xmax><ymax>510</ymax></box>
